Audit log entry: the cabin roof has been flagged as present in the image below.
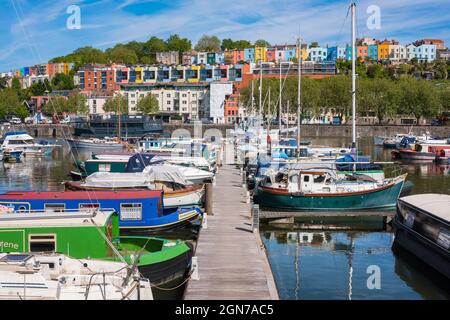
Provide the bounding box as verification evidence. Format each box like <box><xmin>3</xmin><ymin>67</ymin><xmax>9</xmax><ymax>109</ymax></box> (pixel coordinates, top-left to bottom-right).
<box><xmin>400</xmin><ymin>194</ymin><xmax>450</xmax><ymax>221</ymax></box>
<box><xmin>0</xmin><ymin>210</ymin><xmax>116</xmax><ymax>228</ymax></box>
<box><xmin>0</xmin><ymin>190</ymin><xmax>162</xmax><ymax>200</ymax></box>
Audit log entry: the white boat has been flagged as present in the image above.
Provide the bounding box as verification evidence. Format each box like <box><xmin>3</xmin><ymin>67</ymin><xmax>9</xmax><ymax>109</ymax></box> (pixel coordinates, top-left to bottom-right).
<box><xmin>373</xmin><ymin>136</ymin><xmax>387</xmax><ymax>146</ymax></box>
<box><xmin>64</xmin><ymin>165</ymin><xmax>207</xmax><ymax>208</ymax></box>
<box><xmin>149</xmin><ymin>155</ymin><xmax>214</xmax><ymax>172</ymax></box>
<box><xmin>0</xmin><ymin>253</ymin><xmax>153</xmax><ymax>300</ymax></box>
<box><xmin>1</xmin><ymin>131</ymin><xmax>57</xmax><ymax>156</ymax></box>
<box><xmin>67</xmin><ymin>137</ymin><xmax>126</xmax><ymax>152</ymax></box>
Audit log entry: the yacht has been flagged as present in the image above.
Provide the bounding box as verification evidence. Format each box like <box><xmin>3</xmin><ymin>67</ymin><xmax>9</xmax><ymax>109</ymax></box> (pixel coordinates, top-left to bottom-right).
<box><xmin>1</xmin><ymin>131</ymin><xmax>57</xmax><ymax>156</ymax></box>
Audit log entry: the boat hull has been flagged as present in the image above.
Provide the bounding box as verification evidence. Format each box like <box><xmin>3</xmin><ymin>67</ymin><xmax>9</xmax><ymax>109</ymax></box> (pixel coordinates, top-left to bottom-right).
<box><xmin>67</xmin><ymin>139</ymin><xmax>125</xmax><ymax>152</ymax></box>
<box><xmin>254</xmin><ymin>179</ymin><xmax>405</xmax><ymax>211</ymax></box>
<box><xmin>392</xmin><ymin>213</ymin><xmax>450</xmax><ymax>279</ymax></box>
<box><xmin>63</xmin><ymin>181</ymin><xmax>205</xmax><ymax>208</ymax></box>
<box><xmin>399</xmin><ymin>150</ymin><xmax>436</xmax><ymax>162</ymax></box>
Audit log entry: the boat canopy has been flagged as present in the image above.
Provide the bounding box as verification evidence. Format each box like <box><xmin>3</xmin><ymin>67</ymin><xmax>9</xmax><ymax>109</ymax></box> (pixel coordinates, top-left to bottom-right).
<box><xmin>4</xmin><ymin>131</ymin><xmax>29</xmax><ymax>137</ymax></box>
<box><xmin>399</xmin><ymin>194</ymin><xmax>450</xmax><ymax>222</ymax></box>
<box><xmin>86</xmin><ymin>165</ymin><xmax>188</xmax><ymax>187</ymax></box>
<box><xmin>125</xmin><ymin>153</ymin><xmax>163</xmax><ymax>172</ymax></box>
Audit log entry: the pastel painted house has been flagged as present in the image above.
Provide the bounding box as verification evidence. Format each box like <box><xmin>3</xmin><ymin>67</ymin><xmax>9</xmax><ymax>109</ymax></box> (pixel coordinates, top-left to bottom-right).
<box><xmin>368</xmin><ymin>45</ymin><xmax>378</xmax><ymax>60</ymax></box>
<box><xmin>308</xmin><ymin>47</ymin><xmax>327</xmax><ymax>62</ymax></box>
<box><xmin>254</xmin><ymin>47</ymin><xmax>267</xmax><ymax>63</ymax></box>
<box><xmin>416</xmin><ymin>44</ymin><xmax>436</xmax><ymax>62</ymax></box>
<box><xmin>357</xmin><ymin>46</ymin><xmax>368</xmax><ymax>59</ymax></box>
<box><xmin>244</xmin><ymin>48</ymin><xmax>255</xmax><ymax>62</ymax></box>
<box><xmin>326</xmin><ymin>46</ymin><xmax>346</xmax><ymax>61</ymax></box>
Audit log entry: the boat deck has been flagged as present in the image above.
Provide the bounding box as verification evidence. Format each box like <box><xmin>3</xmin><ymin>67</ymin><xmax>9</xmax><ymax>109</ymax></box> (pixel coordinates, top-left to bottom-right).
<box><xmin>184</xmin><ymin>165</ymin><xmax>278</xmax><ymax>300</ymax></box>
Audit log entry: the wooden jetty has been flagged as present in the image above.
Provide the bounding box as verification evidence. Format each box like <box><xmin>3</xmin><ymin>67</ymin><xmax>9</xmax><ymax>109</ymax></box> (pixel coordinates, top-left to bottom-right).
<box><xmin>184</xmin><ymin>165</ymin><xmax>279</xmax><ymax>300</ymax></box>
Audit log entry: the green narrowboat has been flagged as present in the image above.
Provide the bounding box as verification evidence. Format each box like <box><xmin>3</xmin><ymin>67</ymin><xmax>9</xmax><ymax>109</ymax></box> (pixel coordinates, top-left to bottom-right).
<box><xmin>0</xmin><ymin>209</ymin><xmax>193</xmax><ymax>300</ymax></box>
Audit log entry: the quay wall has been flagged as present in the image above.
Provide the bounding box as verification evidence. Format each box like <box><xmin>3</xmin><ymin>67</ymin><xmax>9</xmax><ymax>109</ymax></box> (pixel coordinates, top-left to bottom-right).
<box><xmin>161</xmin><ymin>124</ymin><xmax>450</xmax><ymax>139</ymax></box>
<box><xmin>1</xmin><ymin>123</ymin><xmax>449</xmax><ymax>138</ymax></box>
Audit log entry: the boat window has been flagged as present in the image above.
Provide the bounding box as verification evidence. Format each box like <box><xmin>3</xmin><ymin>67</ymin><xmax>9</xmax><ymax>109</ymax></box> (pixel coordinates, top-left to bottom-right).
<box><xmin>98</xmin><ymin>164</ymin><xmax>111</xmax><ymax>172</ymax></box>
<box><xmin>304</xmin><ymin>175</ymin><xmax>310</xmax><ymax>182</ymax></box>
<box><xmin>314</xmin><ymin>175</ymin><xmax>325</xmax><ymax>183</ymax></box>
<box><xmin>29</xmin><ymin>234</ymin><xmax>56</xmax><ymax>253</ymax></box>
<box><xmin>44</xmin><ymin>204</ymin><xmax>66</xmax><ymax>213</ymax></box>
<box><xmin>120</xmin><ymin>203</ymin><xmax>142</xmax><ymax>221</ymax></box>
<box><xmin>79</xmin><ymin>203</ymin><xmax>100</xmax><ymax>212</ymax></box>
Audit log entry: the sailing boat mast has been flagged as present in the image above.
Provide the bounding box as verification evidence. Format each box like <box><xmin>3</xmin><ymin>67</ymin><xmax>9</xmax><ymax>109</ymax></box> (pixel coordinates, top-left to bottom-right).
<box><xmin>259</xmin><ymin>60</ymin><xmax>263</xmax><ymax>131</ymax></box>
<box><xmin>351</xmin><ymin>2</ymin><xmax>357</xmax><ymax>153</ymax></box>
<box><xmin>296</xmin><ymin>35</ymin><xmax>302</xmax><ymax>159</ymax></box>
<box><xmin>279</xmin><ymin>62</ymin><xmax>282</xmax><ymax>132</ymax></box>
<box><xmin>118</xmin><ymin>93</ymin><xmax>121</xmax><ymax>141</ymax></box>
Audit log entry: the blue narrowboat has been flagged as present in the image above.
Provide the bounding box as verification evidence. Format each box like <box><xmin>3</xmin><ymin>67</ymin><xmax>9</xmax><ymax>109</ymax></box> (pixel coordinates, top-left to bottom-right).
<box><xmin>0</xmin><ymin>190</ymin><xmax>202</xmax><ymax>234</ymax></box>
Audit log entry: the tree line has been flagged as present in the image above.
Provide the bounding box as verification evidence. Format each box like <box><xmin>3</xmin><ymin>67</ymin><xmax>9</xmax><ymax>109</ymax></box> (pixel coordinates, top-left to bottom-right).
<box><xmin>49</xmin><ymin>35</ymin><xmax>271</xmax><ymax>69</ymax></box>
<box><xmin>240</xmin><ymin>76</ymin><xmax>450</xmax><ymax>124</ymax></box>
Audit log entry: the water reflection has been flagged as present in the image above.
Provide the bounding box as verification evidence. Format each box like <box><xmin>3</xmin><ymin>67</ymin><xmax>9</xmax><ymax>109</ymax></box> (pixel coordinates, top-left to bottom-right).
<box><xmin>262</xmin><ymin>230</ymin><xmax>450</xmax><ymax>300</ymax></box>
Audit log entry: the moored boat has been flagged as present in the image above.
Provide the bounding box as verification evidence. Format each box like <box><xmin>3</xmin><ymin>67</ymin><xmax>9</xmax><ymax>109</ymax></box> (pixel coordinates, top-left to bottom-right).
<box><xmin>1</xmin><ymin>132</ymin><xmax>57</xmax><ymax>156</ymax></box>
<box><xmin>254</xmin><ymin>168</ymin><xmax>407</xmax><ymax>210</ymax></box>
<box><xmin>0</xmin><ymin>209</ymin><xmax>193</xmax><ymax>299</ymax></box>
<box><xmin>66</xmin><ymin>137</ymin><xmax>126</xmax><ymax>152</ymax></box>
<box><xmin>0</xmin><ymin>253</ymin><xmax>153</xmax><ymax>300</ymax></box>
<box><xmin>392</xmin><ymin>194</ymin><xmax>450</xmax><ymax>279</ymax></box>
<box><xmin>0</xmin><ymin>190</ymin><xmax>202</xmax><ymax>232</ymax></box>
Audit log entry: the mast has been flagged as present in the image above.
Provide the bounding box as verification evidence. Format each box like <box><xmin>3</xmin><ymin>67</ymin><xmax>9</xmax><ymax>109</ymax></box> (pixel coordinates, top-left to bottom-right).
<box><xmin>296</xmin><ymin>35</ymin><xmax>302</xmax><ymax>158</ymax></box>
<box><xmin>118</xmin><ymin>93</ymin><xmax>121</xmax><ymax>141</ymax></box>
<box><xmin>267</xmin><ymin>87</ymin><xmax>271</xmax><ymax>132</ymax></box>
<box><xmin>251</xmin><ymin>80</ymin><xmax>254</xmax><ymax>116</ymax></box>
<box><xmin>259</xmin><ymin>59</ymin><xmax>263</xmax><ymax>131</ymax></box>
<box><xmin>279</xmin><ymin>62</ymin><xmax>282</xmax><ymax>132</ymax></box>
<box><xmin>351</xmin><ymin>2</ymin><xmax>357</xmax><ymax>153</ymax></box>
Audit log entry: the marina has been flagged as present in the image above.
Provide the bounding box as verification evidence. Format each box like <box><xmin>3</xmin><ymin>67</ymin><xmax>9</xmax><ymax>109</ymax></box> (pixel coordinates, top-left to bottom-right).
<box><xmin>0</xmin><ymin>0</ymin><xmax>449</xmax><ymax>305</ymax></box>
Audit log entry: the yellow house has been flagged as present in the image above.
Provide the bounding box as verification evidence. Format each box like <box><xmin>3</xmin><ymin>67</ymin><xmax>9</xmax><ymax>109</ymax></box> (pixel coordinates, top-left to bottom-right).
<box><xmin>377</xmin><ymin>42</ymin><xmax>390</xmax><ymax>60</ymax></box>
<box><xmin>254</xmin><ymin>47</ymin><xmax>267</xmax><ymax>63</ymax></box>
<box><xmin>187</xmin><ymin>66</ymin><xmax>201</xmax><ymax>83</ymax></box>
<box><xmin>297</xmin><ymin>48</ymin><xmax>308</xmax><ymax>61</ymax></box>
<box><xmin>134</xmin><ymin>67</ymin><xmax>143</xmax><ymax>83</ymax></box>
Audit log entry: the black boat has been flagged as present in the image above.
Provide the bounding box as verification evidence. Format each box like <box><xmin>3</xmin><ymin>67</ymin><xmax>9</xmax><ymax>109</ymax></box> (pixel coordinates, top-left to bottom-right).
<box><xmin>393</xmin><ymin>194</ymin><xmax>450</xmax><ymax>279</ymax></box>
<box><xmin>73</xmin><ymin>114</ymin><xmax>163</xmax><ymax>139</ymax></box>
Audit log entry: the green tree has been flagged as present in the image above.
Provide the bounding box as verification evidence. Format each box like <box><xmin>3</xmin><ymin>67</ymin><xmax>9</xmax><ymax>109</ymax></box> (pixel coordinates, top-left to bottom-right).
<box><xmin>103</xmin><ymin>94</ymin><xmax>129</xmax><ymax>114</ymax></box>
<box><xmin>166</xmin><ymin>34</ymin><xmax>192</xmax><ymax>54</ymax></box>
<box><xmin>0</xmin><ymin>77</ymin><xmax>7</xmax><ymax>89</ymax></box>
<box><xmin>67</xmin><ymin>93</ymin><xmax>88</xmax><ymax>114</ymax></box>
<box><xmin>254</xmin><ymin>39</ymin><xmax>270</xmax><ymax>47</ymax></box>
<box><xmin>399</xmin><ymin>78</ymin><xmax>441</xmax><ymax>123</ymax></box>
<box><xmin>52</xmin><ymin>73</ymin><xmax>75</xmax><ymax>90</ymax></box>
<box><xmin>142</xmin><ymin>36</ymin><xmax>167</xmax><ymax>63</ymax></box>
<box><xmin>309</xmin><ymin>42</ymin><xmax>319</xmax><ymax>48</ymax></box>
<box><xmin>105</xmin><ymin>45</ymin><xmax>139</xmax><ymax>64</ymax></box>
<box><xmin>318</xmin><ymin>76</ymin><xmax>351</xmax><ymax>122</ymax></box>
<box><xmin>136</xmin><ymin>94</ymin><xmax>159</xmax><ymax>115</ymax></box>
<box><xmin>0</xmin><ymin>88</ymin><xmax>23</xmax><ymax>120</ymax></box>
<box><xmin>433</xmin><ymin>60</ymin><xmax>448</xmax><ymax>80</ymax></box>
<box><xmin>195</xmin><ymin>35</ymin><xmax>221</xmax><ymax>52</ymax></box>
<box><xmin>42</xmin><ymin>97</ymin><xmax>68</xmax><ymax>115</ymax></box>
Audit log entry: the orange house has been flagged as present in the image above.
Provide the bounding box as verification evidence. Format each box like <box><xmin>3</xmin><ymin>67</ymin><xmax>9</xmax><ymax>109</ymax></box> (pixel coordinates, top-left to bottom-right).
<box><xmin>357</xmin><ymin>46</ymin><xmax>368</xmax><ymax>59</ymax></box>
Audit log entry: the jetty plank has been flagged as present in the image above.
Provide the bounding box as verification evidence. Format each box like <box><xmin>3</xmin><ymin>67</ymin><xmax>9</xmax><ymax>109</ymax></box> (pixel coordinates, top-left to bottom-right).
<box><xmin>184</xmin><ymin>165</ymin><xmax>278</xmax><ymax>300</ymax></box>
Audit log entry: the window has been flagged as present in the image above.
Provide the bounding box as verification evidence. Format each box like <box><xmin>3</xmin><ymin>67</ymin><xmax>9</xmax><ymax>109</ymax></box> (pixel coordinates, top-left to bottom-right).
<box><xmin>120</xmin><ymin>203</ymin><xmax>142</xmax><ymax>221</ymax></box>
<box><xmin>29</xmin><ymin>234</ymin><xmax>56</xmax><ymax>252</ymax></box>
<box><xmin>303</xmin><ymin>176</ymin><xmax>310</xmax><ymax>182</ymax></box>
<box><xmin>44</xmin><ymin>204</ymin><xmax>65</xmax><ymax>213</ymax></box>
<box><xmin>99</xmin><ymin>164</ymin><xmax>111</xmax><ymax>172</ymax></box>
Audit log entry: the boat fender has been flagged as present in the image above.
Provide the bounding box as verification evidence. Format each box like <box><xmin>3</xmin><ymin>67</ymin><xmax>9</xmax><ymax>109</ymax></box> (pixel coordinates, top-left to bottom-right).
<box><xmin>202</xmin><ymin>212</ymin><xmax>208</xmax><ymax>229</ymax></box>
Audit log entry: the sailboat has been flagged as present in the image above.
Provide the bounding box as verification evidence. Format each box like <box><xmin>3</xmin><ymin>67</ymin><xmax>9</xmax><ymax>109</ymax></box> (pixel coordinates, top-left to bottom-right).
<box><xmin>254</xmin><ymin>3</ymin><xmax>407</xmax><ymax>211</ymax></box>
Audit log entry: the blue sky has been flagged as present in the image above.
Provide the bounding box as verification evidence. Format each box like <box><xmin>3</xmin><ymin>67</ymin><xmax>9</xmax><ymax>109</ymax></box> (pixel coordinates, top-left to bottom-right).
<box><xmin>1</xmin><ymin>0</ymin><xmax>449</xmax><ymax>71</ymax></box>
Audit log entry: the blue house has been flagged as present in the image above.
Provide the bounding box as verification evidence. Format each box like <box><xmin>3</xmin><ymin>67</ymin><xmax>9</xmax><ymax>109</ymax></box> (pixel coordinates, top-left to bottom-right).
<box><xmin>244</xmin><ymin>48</ymin><xmax>255</xmax><ymax>63</ymax></box>
<box><xmin>368</xmin><ymin>45</ymin><xmax>378</xmax><ymax>60</ymax></box>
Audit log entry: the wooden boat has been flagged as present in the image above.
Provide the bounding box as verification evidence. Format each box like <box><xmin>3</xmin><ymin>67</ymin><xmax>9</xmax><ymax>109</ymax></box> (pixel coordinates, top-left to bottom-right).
<box><xmin>393</xmin><ymin>194</ymin><xmax>450</xmax><ymax>279</ymax></box>
<box><xmin>0</xmin><ymin>253</ymin><xmax>153</xmax><ymax>300</ymax></box>
<box><xmin>254</xmin><ymin>168</ymin><xmax>407</xmax><ymax>210</ymax></box>
<box><xmin>0</xmin><ymin>209</ymin><xmax>193</xmax><ymax>299</ymax></box>
<box><xmin>0</xmin><ymin>190</ymin><xmax>202</xmax><ymax>233</ymax></box>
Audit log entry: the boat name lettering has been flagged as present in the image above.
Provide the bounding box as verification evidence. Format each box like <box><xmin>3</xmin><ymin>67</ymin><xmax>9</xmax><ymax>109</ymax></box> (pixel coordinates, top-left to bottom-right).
<box><xmin>0</xmin><ymin>241</ymin><xmax>19</xmax><ymax>250</ymax></box>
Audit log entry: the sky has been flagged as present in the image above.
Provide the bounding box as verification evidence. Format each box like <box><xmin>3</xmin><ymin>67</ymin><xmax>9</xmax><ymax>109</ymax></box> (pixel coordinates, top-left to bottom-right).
<box><xmin>0</xmin><ymin>0</ymin><xmax>449</xmax><ymax>71</ymax></box>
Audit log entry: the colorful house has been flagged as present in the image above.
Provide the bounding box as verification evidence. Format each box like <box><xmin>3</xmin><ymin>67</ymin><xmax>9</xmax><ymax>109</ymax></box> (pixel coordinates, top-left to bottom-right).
<box><xmin>368</xmin><ymin>45</ymin><xmax>378</xmax><ymax>60</ymax></box>
<box><xmin>357</xmin><ymin>46</ymin><xmax>368</xmax><ymax>60</ymax></box>
<box><xmin>309</xmin><ymin>47</ymin><xmax>327</xmax><ymax>62</ymax></box>
<box><xmin>377</xmin><ymin>41</ymin><xmax>390</xmax><ymax>61</ymax></box>
<box><xmin>244</xmin><ymin>48</ymin><xmax>255</xmax><ymax>62</ymax></box>
<box><xmin>254</xmin><ymin>47</ymin><xmax>267</xmax><ymax>63</ymax></box>
<box><xmin>326</xmin><ymin>46</ymin><xmax>346</xmax><ymax>61</ymax></box>
<box><xmin>266</xmin><ymin>48</ymin><xmax>276</xmax><ymax>62</ymax></box>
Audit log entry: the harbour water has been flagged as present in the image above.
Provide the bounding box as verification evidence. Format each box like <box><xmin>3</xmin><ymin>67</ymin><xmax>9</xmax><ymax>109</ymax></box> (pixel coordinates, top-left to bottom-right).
<box><xmin>1</xmin><ymin>136</ymin><xmax>449</xmax><ymax>300</ymax></box>
<box><xmin>261</xmin><ymin>136</ymin><xmax>450</xmax><ymax>300</ymax></box>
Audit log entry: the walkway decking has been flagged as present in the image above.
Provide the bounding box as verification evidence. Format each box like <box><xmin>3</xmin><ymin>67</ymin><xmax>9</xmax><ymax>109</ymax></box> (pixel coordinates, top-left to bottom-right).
<box><xmin>184</xmin><ymin>165</ymin><xmax>278</xmax><ymax>300</ymax></box>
